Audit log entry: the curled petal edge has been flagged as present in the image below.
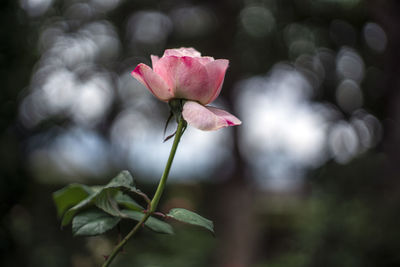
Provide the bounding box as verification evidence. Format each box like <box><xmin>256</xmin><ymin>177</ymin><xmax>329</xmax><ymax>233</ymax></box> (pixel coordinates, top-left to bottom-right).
<box><xmin>182</xmin><ymin>101</ymin><xmax>241</xmax><ymax>131</ymax></box>
<box><xmin>164</xmin><ymin>47</ymin><xmax>201</xmax><ymax>57</ymax></box>
<box><xmin>204</xmin><ymin>59</ymin><xmax>229</xmax><ymax>104</ymax></box>
<box><xmin>151</xmin><ymin>55</ymin><xmax>160</xmax><ymax>67</ymax></box>
<box><xmin>131</xmin><ymin>63</ymin><xmax>173</xmax><ymax>101</ymax></box>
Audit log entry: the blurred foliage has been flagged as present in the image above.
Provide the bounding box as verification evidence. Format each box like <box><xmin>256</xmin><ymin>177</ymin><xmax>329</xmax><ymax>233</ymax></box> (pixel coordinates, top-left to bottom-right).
<box><xmin>256</xmin><ymin>153</ymin><xmax>399</xmax><ymax>267</ymax></box>
<box><xmin>1</xmin><ymin>0</ymin><xmax>400</xmax><ymax>266</ymax></box>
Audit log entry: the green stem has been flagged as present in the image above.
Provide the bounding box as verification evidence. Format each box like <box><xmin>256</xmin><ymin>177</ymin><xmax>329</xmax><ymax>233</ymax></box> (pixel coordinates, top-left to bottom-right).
<box><xmin>150</xmin><ymin>116</ymin><xmax>185</xmax><ymax>212</ymax></box>
<box><xmin>102</xmin><ymin>212</ymin><xmax>151</xmax><ymax>267</ymax></box>
<box><xmin>102</xmin><ymin>116</ymin><xmax>186</xmax><ymax>267</ymax></box>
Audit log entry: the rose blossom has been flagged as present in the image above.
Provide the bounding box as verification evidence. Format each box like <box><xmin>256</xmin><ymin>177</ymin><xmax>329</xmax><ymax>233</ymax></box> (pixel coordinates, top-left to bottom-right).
<box><xmin>131</xmin><ymin>47</ymin><xmax>241</xmax><ymax>131</ymax></box>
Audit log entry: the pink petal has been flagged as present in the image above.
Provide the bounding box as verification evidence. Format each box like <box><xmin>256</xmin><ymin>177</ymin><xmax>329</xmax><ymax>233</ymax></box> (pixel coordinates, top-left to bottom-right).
<box><xmin>197</xmin><ymin>56</ymin><xmax>215</xmax><ymax>65</ymax></box>
<box><xmin>204</xmin><ymin>59</ymin><xmax>229</xmax><ymax>104</ymax></box>
<box><xmin>154</xmin><ymin>56</ymin><xmax>213</xmax><ymax>104</ymax></box>
<box><xmin>152</xmin><ymin>55</ymin><xmax>178</xmax><ymax>88</ymax></box>
<box><xmin>131</xmin><ymin>63</ymin><xmax>173</xmax><ymax>101</ymax></box>
<box><xmin>163</xmin><ymin>47</ymin><xmax>201</xmax><ymax>57</ymax></box>
<box><xmin>182</xmin><ymin>101</ymin><xmax>241</xmax><ymax>131</ymax></box>
<box><xmin>151</xmin><ymin>55</ymin><xmax>159</xmax><ymax>67</ymax></box>
<box><xmin>162</xmin><ymin>48</ymin><xmax>213</xmax><ymax>64</ymax></box>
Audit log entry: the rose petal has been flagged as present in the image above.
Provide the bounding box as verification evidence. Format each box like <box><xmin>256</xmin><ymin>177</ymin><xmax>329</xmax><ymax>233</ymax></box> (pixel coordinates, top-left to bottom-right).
<box><xmin>151</xmin><ymin>55</ymin><xmax>159</xmax><ymax>67</ymax></box>
<box><xmin>204</xmin><ymin>59</ymin><xmax>229</xmax><ymax>104</ymax></box>
<box><xmin>182</xmin><ymin>101</ymin><xmax>241</xmax><ymax>131</ymax></box>
<box><xmin>164</xmin><ymin>47</ymin><xmax>201</xmax><ymax>57</ymax></box>
<box><xmin>197</xmin><ymin>56</ymin><xmax>215</xmax><ymax>65</ymax></box>
<box><xmin>152</xmin><ymin>55</ymin><xmax>178</xmax><ymax>88</ymax></box>
<box><xmin>206</xmin><ymin>106</ymin><xmax>242</xmax><ymax>126</ymax></box>
<box><xmin>154</xmin><ymin>56</ymin><xmax>213</xmax><ymax>104</ymax></box>
<box><xmin>131</xmin><ymin>63</ymin><xmax>172</xmax><ymax>101</ymax></box>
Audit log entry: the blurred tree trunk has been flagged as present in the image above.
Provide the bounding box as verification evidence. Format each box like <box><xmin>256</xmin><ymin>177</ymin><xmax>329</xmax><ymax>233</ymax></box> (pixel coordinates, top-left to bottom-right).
<box><xmin>368</xmin><ymin>0</ymin><xmax>400</xmax><ymax>179</ymax></box>
<box><xmin>214</xmin><ymin>129</ymin><xmax>257</xmax><ymax>267</ymax></box>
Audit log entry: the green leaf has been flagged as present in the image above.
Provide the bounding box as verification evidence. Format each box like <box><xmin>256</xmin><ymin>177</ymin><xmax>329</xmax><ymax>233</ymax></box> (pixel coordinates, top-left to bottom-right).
<box><xmin>146</xmin><ymin>216</ymin><xmax>174</xmax><ymax>234</ymax></box>
<box><xmin>62</xmin><ymin>189</ymin><xmax>120</xmax><ymax>226</ymax></box>
<box><xmin>122</xmin><ymin>210</ymin><xmax>174</xmax><ymax>235</ymax></box>
<box><xmin>53</xmin><ymin>184</ymin><xmax>94</xmax><ymax>217</ymax></box>
<box><xmin>104</xmin><ymin>170</ymin><xmax>136</xmax><ymax>189</ymax></box>
<box><xmin>62</xmin><ymin>194</ymin><xmax>96</xmax><ymax>226</ymax></box>
<box><xmin>61</xmin><ymin>170</ymin><xmax>139</xmax><ymax>226</ymax></box>
<box><xmin>115</xmin><ymin>192</ymin><xmax>143</xmax><ymax>211</ymax></box>
<box><xmin>167</xmin><ymin>208</ymin><xmax>214</xmax><ymax>234</ymax></box>
<box><xmin>72</xmin><ymin>209</ymin><xmax>120</xmax><ymax>236</ymax></box>
<box><xmin>93</xmin><ymin>188</ymin><xmax>122</xmax><ymax>217</ymax></box>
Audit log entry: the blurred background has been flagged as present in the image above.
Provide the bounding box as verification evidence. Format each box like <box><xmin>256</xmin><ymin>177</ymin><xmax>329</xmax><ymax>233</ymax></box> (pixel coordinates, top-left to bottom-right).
<box><xmin>1</xmin><ymin>0</ymin><xmax>400</xmax><ymax>266</ymax></box>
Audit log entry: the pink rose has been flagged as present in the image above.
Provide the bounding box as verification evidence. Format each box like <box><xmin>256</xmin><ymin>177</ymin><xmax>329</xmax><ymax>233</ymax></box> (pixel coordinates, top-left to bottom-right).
<box><xmin>131</xmin><ymin>47</ymin><xmax>241</xmax><ymax>131</ymax></box>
